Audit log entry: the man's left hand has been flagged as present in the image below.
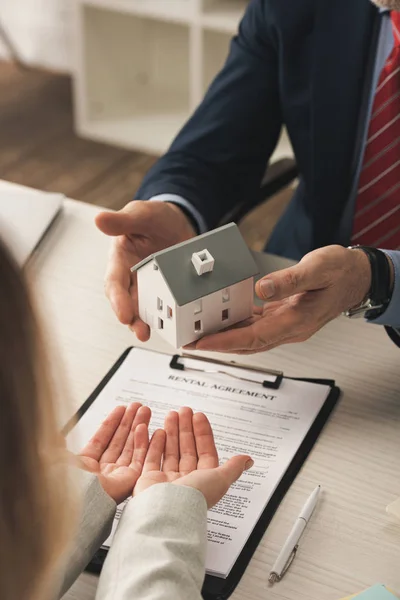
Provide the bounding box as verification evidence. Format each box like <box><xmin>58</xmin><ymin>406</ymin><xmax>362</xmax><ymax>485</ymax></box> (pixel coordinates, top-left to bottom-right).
<box><xmin>190</xmin><ymin>245</ymin><xmax>372</xmax><ymax>355</ymax></box>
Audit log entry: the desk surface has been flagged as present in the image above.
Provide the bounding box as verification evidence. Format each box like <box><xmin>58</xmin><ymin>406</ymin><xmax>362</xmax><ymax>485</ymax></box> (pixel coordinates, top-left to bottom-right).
<box><xmin>2</xmin><ymin>180</ymin><xmax>399</xmax><ymax>600</ymax></box>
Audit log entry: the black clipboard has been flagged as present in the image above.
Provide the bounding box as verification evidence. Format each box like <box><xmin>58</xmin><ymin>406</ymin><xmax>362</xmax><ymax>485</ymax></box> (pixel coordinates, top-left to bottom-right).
<box><xmin>69</xmin><ymin>347</ymin><xmax>340</xmax><ymax>600</ymax></box>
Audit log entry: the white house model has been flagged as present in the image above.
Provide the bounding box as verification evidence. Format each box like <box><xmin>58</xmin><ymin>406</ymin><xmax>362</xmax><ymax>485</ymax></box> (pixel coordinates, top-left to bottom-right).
<box><xmin>131</xmin><ymin>223</ymin><xmax>259</xmax><ymax>348</ymax></box>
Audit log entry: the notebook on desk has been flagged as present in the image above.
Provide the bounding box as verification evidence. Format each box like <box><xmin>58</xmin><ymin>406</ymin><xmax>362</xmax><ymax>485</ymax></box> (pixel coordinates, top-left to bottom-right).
<box><xmin>0</xmin><ymin>188</ymin><xmax>63</xmax><ymax>265</ymax></box>
<box><xmin>341</xmin><ymin>584</ymin><xmax>398</xmax><ymax>599</ymax></box>
<box><xmin>66</xmin><ymin>347</ymin><xmax>341</xmax><ymax>600</ymax></box>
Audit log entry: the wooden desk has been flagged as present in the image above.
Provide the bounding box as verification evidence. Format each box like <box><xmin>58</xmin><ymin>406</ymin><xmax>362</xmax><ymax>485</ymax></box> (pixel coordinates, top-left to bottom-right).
<box><xmin>2</xmin><ymin>180</ymin><xmax>399</xmax><ymax>600</ymax></box>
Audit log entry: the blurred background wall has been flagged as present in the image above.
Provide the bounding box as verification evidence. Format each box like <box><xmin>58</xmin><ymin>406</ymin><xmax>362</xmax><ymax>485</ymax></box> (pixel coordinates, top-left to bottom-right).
<box><xmin>0</xmin><ymin>0</ymin><xmax>71</xmax><ymax>70</ymax></box>
<box><xmin>0</xmin><ymin>0</ymin><xmax>296</xmax><ymax>249</ymax></box>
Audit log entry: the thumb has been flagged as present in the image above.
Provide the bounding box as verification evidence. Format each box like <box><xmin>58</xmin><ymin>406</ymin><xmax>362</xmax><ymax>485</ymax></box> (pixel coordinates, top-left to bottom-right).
<box><xmin>95</xmin><ymin>201</ymin><xmax>154</xmax><ymax>237</ymax></box>
<box><xmin>256</xmin><ymin>263</ymin><xmax>312</xmax><ymax>302</ymax></box>
<box><xmin>174</xmin><ymin>455</ymin><xmax>253</xmax><ymax>508</ymax></box>
<box><xmin>217</xmin><ymin>455</ymin><xmax>254</xmax><ymax>488</ymax></box>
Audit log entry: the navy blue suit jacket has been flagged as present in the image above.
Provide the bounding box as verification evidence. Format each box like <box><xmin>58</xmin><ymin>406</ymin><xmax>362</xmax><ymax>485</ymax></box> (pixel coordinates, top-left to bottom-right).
<box><xmin>136</xmin><ymin>0</ymin><xmax>400</xmax><ymax>347</ymax></box>
<box><xmin>137</xmin><ymin>0</ymin><xmax>379</xmax><ymax>260</ymax></box>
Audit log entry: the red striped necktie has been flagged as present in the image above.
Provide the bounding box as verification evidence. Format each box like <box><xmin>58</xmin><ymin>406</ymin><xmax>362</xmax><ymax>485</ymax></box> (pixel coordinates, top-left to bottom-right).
<box><xmin>351</xmin><ymin>11</ymin><xmax>400</xmax><ymax>250</ymax></box>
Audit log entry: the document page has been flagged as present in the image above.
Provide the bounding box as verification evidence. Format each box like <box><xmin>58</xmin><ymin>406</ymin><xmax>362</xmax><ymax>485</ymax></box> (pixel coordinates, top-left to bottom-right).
<box><xmin>70</xmin><ymin>348</ymin><xmax>331</xmax><ymax>578</ymax></box>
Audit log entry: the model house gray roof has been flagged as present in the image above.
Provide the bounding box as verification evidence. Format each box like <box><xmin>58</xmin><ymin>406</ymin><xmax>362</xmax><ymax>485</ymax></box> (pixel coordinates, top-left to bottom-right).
<box><xmin>131</xmin><ymin>223</ymin><xmax>259</xmax><ymax>306</ymax></box>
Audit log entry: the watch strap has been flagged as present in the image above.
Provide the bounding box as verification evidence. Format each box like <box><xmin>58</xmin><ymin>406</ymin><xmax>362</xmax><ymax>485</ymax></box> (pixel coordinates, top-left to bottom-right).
<box><xmin>353</xmin><ymin>246</ymin><xmax>392</xmax><ymax>318</ymax></box>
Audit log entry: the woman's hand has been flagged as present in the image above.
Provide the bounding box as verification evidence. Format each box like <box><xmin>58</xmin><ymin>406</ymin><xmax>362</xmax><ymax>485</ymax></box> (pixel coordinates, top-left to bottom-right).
<box><xmin>78</xmin><ymin>403</ymin><xmax>151</xmax><ymax>504</ymax></box>
<box><xmin>134</xmin><ymin>407</ymin><xmax>253</xmax><ymax>509</ymax></box>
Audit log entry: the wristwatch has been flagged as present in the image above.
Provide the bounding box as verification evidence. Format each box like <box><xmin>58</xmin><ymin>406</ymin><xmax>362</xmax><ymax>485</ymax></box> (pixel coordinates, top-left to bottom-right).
<box><xmin>344</xmin><ymin>246</ymin><xmax>393</xmax><ymax>319</ymax></box>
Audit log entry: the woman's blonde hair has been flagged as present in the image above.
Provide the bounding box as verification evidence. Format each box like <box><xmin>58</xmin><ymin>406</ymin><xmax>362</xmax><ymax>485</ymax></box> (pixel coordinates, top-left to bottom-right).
<box><xmin>0</xmin><ymin>237</ymin><xmax>76</xmax><ymax>600</ymax></box>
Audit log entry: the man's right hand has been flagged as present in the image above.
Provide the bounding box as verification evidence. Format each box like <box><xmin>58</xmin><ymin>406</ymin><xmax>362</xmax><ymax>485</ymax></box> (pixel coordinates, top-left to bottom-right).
<box><xmin>95</xmin><ymin>201</ymin><xmax>196</xmax><ymax>341</ymax></box>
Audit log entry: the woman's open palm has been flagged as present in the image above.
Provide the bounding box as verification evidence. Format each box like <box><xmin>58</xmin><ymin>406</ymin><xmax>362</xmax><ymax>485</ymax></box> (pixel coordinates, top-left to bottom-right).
<box><xmin>134</xmin><ymin>408</ymin><xmax>253</xmax><ymax>509</ymax></box>
<box><xmin>79</xmin><ymin>403</ymin><xmax>151</xmax><ymax>504</ymax></box>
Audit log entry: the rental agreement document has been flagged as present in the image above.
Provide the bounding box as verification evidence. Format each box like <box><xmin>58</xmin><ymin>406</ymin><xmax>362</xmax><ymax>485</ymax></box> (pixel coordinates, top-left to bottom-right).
<box><xmin>70</xmin><ymin>348</ymin><xmax>332</xmax><ymax>579</ymax></box>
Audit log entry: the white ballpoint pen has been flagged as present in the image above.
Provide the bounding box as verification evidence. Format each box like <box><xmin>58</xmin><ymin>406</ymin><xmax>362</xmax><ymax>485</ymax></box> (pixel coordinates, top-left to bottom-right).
<box><xmin>268</xmin><ymin>485</ymin><xmax>321</xmax><ymax>584</ymax></box>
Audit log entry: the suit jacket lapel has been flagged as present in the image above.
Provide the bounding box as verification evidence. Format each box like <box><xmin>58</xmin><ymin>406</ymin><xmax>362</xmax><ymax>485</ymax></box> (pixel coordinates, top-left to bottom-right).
<box><xmin>311</xmin><ymin>0</ymin><xmax>379</xmax><ymax>248</ymax></box>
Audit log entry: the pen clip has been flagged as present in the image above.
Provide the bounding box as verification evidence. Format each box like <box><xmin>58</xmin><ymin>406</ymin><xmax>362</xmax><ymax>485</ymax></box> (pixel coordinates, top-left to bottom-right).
<box><xmin>268</xmin><ymin>544</ymin><xmax>298</xmax><ymax>584</ymax></box>
<box><xmin>281</xmin><ymin>544</ymin><xmax>298</xmax><ymax>578</ymax></box>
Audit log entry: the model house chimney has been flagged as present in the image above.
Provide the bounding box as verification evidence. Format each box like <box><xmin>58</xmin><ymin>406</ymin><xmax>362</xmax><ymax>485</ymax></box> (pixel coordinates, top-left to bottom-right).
<box><xmin>191</xmin><ymin>249</ymin><xmax>215</xmax><ymax>275</ymax></box>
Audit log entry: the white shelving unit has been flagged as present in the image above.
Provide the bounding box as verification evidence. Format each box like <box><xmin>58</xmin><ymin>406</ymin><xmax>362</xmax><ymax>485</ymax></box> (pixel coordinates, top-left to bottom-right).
<box><xmin>72</xmin><ymin>0</ymin><xmax>292</xmax><ymax>158</ymax></box>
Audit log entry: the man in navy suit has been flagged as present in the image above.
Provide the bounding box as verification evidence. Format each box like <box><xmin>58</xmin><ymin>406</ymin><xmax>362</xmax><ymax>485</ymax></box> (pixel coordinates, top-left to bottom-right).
<box><xmin>96</xmin><ymin>0</ymin><xmax>400</xmax><ymax>352</ymax></box>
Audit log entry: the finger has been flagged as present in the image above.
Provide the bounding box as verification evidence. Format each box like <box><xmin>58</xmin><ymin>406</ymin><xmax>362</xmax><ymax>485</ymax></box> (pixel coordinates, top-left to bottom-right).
<box><xmin>126</xmin><ymin>273</ymin><xmax>150</xmax><ymax>341</ymax></box>
<box><xmin>162</xmin><ymin>411</ymin><xmax>180</xmax><ymax>472</ymax></box>
<box><xmin>105</xmin><ymin>244</ymin><xmax>150</xmax><ymax>340</ymax></box>
<box><xmin>184</xmin><ymin>320</ymin><xmax>258</xmax><ymax>351</ymax></box>
<box><xmin>193</xmin><ymin>413</ymin><xmax>218</xmax><ymax>470</ymax></box>
<box><xmin>256</xmin><ymin>263</ymin><xmax>312</xmax><ymax>302</ymax></box>
<box><xmin>117</xmin><ymin>405</ymin><xmax>151</xmax><ymax>466</ymax></box>
<box><xmin>255</xmin><ymin>246</ymin><xmax>341</xmax><ymax>303</ymax></box>
<box><xmin>130</xmin><ymin>423</ymin><xmax>150</xmax><ymax>473</ymax></box>
<box><xmin>194</xmin><ymin>322</ymin><xmax>263</xmax><ymax>353</ymax></box>
<box><xmin>173</xmin><ymin>454</ymin><xmax>253</xmax><ymax>509</ymax></box>
<box><xmin>229</xmin><ymin>331</ymin><xmax>316</xmax><ymax>355</ymax></box>
<box><xmin>129</xmin><ymin>319</ymin><xmax>151</xmax><ymax>343</ymax></box>
<box><xmin>195</xmin><ymin>296</ymin><xmax>315</xmax><ymax>353</ymax></box>
<box><xmin>178</xmin><ymin>407</ymin><xmax>198</xmax><ymax>475</ymax></box>
<box><xmin>104</xmin><ymin>240</ymin><xmax>136</xmax><ymax>326</ymax></box>
<box><xmin>221</xmin><ymin>314</ymin><xmax>261</xmax><ymax>331</ymax></box>
<box><xmin>79</xmin><ymin>406</ymin><xmax>126</xmax><ymax>461</ymax></box>
<box><xmin>143</xmin><ymin>429</ymin><xmax>166</xmax><ymax>473</ymax></box>
<box><xmin>100</xmin><ymin>403</ymin><xmax>142</xmax><ymax>464</ymax></box>
<box><xmin>183</xmin><ymin>342</ymin><xmax>197</xmax><ymax>350</ymax></box>
<box><xmin>108</xmin><ymin>282</ymin><xmax>135</xmax><ymax>327</ymax></box>
<box><xmin>217</xmin><ymin>455</ymin><xmax>254</xmax><ymax>488</ymax></box>
<box><xmin>185</xmin><ymin>312</ymin><xmax>262</xmax><ymax>350</ymax></box>
<box><xmin>107</xmin><ymin>246</ymin><xmax>150</xmax><ymax>339</ymax></box>
<box><xmin>253</xmin><ymin>304</ymin><xmax>264</xmax><ymax>316</ymax></box>
<box><xmin>95</xmin><ymin>201</ymin><xmax>155</xmax><ymax>237</ymax></box>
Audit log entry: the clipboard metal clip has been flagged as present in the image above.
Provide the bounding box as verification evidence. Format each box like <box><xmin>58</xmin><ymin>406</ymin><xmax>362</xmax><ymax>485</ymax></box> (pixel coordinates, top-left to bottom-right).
<box><xmin>169</xmin><ymin>354</ymin><xmax>284</xmax><ymax>390</ymax></box>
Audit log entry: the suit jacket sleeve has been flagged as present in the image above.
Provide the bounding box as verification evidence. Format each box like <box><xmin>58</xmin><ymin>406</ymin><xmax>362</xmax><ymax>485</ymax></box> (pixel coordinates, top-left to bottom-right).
<box><xmin>56</xmin><ymin>471</ymin><xmax>116</xmax><ymax>598</ymax></box>
<box><xmin>95</xmin><ymin>483</ymin><xmax>208</xmax><ymax>600</ymax></box>
<box><xmin>135</xmin><ymin>0</ymin><xmax>282</xmax><ymax>229</ymax></box>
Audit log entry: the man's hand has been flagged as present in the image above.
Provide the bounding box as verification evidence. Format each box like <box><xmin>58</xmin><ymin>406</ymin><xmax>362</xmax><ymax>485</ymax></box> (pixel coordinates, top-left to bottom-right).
<box><xmin>95</xmin><ymin>201</ymin><xmax>196</xmax><ymax>341</ymax></box>
<box><xmin>134</xmin><ymin>407</ymin><xmax>253</xmax><ymax>508</ymax></box>
<box><xmin>189</xmin><ymin>245</ymin><xmax>372</xmax><ymax>354</ymax></box>
<box><xmin>78</xmin><ymin>403</ymin><xmax>151</xmax><ymax>504</ymax></box>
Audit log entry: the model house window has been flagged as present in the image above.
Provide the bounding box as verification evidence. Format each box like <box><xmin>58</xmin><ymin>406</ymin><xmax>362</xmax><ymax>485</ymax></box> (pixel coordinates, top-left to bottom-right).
<box><xmin>222</xmin><ymin>309</ymin><xmax>229</xmax><ymax>321</ymax></box>
<box><xmin>158</xmin><ymin>317</ymin><xmax>164</xmax><ymax>329</ymax></box>
<box><xmin>222</xmin><ymin>288</ymin><xmax>230</xmax><ymax>303</ymax></box>
<box><xmin>194</xmin><ymin>320</ymin><xmax>202</xmax><ymax>333</ymax></box>
<box><xmin>157</xmin><ymin>297</ymin><xmax>163</xmax><ymax>311</ymax></box>
<box><xmin>167</xmin><ymin>306</ymin><xmax>173</xmax><ymax>319</ymax></box>
<box><xmin>194</xmin><ymin>299</ymin><xmax>202</xmax><ymax>314</ymax></box>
